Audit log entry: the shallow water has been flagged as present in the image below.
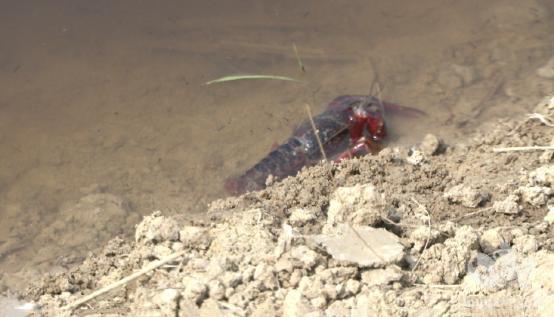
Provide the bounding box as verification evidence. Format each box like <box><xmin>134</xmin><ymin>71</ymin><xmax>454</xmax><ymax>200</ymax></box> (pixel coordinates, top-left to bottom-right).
<box><xmin>0</xmin><ymin>0</ymin><xmax>552</xmax><ymax>290</ymax></box>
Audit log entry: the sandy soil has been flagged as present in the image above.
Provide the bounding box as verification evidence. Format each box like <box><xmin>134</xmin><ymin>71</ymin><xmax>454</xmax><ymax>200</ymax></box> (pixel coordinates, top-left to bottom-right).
<box><xmin>12</xmin><ymin>96</ymin><xmax>553</xmax><ymax>316</ymax></box>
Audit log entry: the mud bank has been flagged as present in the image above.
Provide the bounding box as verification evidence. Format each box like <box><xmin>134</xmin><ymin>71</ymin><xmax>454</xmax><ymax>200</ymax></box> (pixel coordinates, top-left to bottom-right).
<box><xmin>11</xmin><ymin>96</ymin><xmax>554</xmax><ymax>316</ymax></box>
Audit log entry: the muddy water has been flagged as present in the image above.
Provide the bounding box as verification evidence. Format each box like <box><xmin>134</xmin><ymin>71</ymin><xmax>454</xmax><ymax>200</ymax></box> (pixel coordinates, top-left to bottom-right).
<box><xmin>0</xmin><ymin>0</ymin><xmax>552</xmax><ymax>290</ymax></box>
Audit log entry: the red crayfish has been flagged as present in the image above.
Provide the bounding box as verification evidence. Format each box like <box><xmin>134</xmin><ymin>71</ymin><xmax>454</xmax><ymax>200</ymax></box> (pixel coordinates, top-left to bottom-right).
<box><xmin>225</xmin><ymin>95</ymin><xmax>424</xmax><ymax>195</ymax></box>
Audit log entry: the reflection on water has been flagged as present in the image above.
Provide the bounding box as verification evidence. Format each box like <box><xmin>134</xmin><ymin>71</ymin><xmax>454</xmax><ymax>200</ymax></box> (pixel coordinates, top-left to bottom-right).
<box><xmin>0</xmin><ymin>0</ymin><xmax>552</xmax><ymax>291</ymax></box>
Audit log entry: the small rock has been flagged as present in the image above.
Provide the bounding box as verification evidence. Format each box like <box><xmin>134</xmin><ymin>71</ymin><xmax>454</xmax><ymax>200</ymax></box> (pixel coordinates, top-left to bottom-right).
<box><xmin>444</xmin><ymin>185</ymin><xmax>489</xmax><ymax>208</ymax></box>
<box><xmin>207</xmin><ymin>280</ymin><xmax>226</xmax><ymax>300</ymax></box>
<box><xmin>406</xmin><ymin>149</ymin><xmax>427</xmax><ymax>166</ymax></box>
<box><xmin>493</xmin><ymin>194</ymin><xmax>521</xmax><ymax>215</ymax></box>
<box><xmin>345</xmin><ymin>279</ymin><xmax>361</xmax><ymax>296</ymax></box>
<box><xmin>310</xmin><ymin>224</ymin><xmax>404</xmax><ymax>268</ymax></box>
<box><xmin>310</xmin><ymin>296</ymin><xmax>327</xmax><ymax>310</ymax></box>
<box><xmin>516</xmin><ymin>186</ymin><xmax>551</xmax><ymax>207</ymax></box>
<box><xmin>326</xmin><ymin>184</ymin><xmax>385</xmax><ymax>227</ymax></box>
<box><xmin>420</xmin><ymin>134</ymin><xmax>443</xmax><ymax>156</ymax></box>
<box><xmin>199</xmin><ymin>299</ymin><xmax>227</xmax><ymax>317</ymax></box>
<box><xmin>150</xmin><ymin>244</ymin><xmax>174</xmax><ymax>258</ymax></box>
<box><xmin>290</xmin><ymin>269</ymin><xmax>303</xmax><ymax>287</ymax></box>
<box><xmin>418</xmin><ymin>226</ymin><xmax>479</xmax><ymax>285</ymax></box>
<box><xmin>408</xmin><ymin>225</ymin><xmax>443</xmax><ymax>252</ymax></box>
<box><xmin>529</xmin><ymin>165</ymin><xmax>554</xmax><ymax>186</ymax></box>
<box><xmin>289</xmin><ymin>208</ymin><xmax>319</xmax><ymax>226</ymax></box>
<box><xmin>520</xmin><ymin>252</ymin><xmax>554</xmax><ymax>317</ymax></box>
<box><xmin>298</xmin><ymin>276</ymin><xmax>324</xmax><ymax>300</ymax></box>
<box><xmin>361</xmin><ymin>266</ymin><xmax>403</xmax><ymax>287</ymax></box>
<box><xmin>251</xmin><ymin>299</ymin><xmax>277</xmax><ymax>317</ymax></box>
<box><xmin>135</xmin><ymin>211</ymin><xmax>180</xmax><ymax>243</ymax></box>
<box><xmin>283</xmin><ymin>289</ymin><xmax>315</xmax><ymax>317</ymax></box>
<box><xmin>290</xmin><ymin>246</ymin><xmax>320</xmax><ymax>269</ymax></box>
<box><xmin>180</xmin><ymin>226</ymin><xmax>211</xmax><ymax>250</ymax></box>
<box><xmin>182</xmin><ymin>277</ymin><xmax>208</xmax><ymax>305</ymax></box>
<box><xmin>512</xmin><ymin>235</ymin><xmax>538</xmax><ymax>254</ymax></box>
<box><xmin>188</xmin><ymin>258</ymin><xmax>209</xmax><ymax>271</ymax></box>
<box><xmin>221</xmin><ymin>271</ymin><xmax>242</xmax><ymax>288</ymax></box>
<box><xmin>157</xmin><ymin>288</ymin><xmax>180</xmax><ymax>305</ymax></box>
<box><xmin>325</xmin><ymin>300</ymin><xmax>350</xmax><ymax>317</ymax></box>
<box><xmin>479</xmin><ymin>228</ymin><xmax>508</xmax><ymax>254</ymax></box>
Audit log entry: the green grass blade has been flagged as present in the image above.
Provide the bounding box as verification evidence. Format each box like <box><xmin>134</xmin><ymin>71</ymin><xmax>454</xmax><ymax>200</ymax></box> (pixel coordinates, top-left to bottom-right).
<box><xmin>205</xmin><ymin>74</ymin><xmax>304</xmax><ymax>85</ymax></box>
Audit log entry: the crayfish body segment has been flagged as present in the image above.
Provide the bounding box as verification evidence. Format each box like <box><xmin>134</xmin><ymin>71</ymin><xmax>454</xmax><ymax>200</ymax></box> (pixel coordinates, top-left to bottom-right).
<box><xmin>225</xmin><ymin>95</ymin><xmax>423</xmax><ymax>195</ymax></box>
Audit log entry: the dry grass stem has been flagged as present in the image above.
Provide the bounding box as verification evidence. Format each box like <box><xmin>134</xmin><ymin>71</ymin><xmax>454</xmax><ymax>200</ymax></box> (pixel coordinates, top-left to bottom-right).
<box><xmin>410</xmin><ymin>198</ymin><xmax>431</xmax><ymax>273</ymax></box>
<box><xmin>305</xmin><ymin>103</ymin><xmax>328</xmax><ymax>161</ymax></box>
<box><xmin>527</xmin><ymin>113</ymin><xmax>554</xmax><ymax>127</ymax></box>
<box><xmin>62</xmin><ymin>250</ymin><xmax>187</xmax><ymax>311</ymax></box>
<box><xmin>292</xmin><ymin>43</ymin><xmax>306</xmax><ymax>73</ymax></box>
<box><xmin>451</xmin><ymin>207</ymin><xmax>493</xmax><ymax>222</ymax></box>
<box><xmin>493</xmin><ymin>146</ymin><xmax>554</xmax><ymax>153</ymax></box>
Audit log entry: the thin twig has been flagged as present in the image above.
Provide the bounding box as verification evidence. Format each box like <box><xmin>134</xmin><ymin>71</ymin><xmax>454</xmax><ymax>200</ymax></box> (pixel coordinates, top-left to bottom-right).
<box><xmin>305</xmin><ymin>103</ymin><xmax>328</xmax><ymax>161</ymax></box>
<box><xmin>410</xmin><ymin>198</ymin><xmax>431</xmax><ymax>273</ymax></box>
<box><xmin>450</xmin><ymin>207</ymin><xmax>493</xmax><ymax>222</ymax></box>
<box><xmin>414</xmin><ymin>282</ymin><xmax>461</xmax><ymax>288</ymax></box>
<box><xmin>62</xmin><ymin>250</ymin><xmax>187</xmax><ymax>311</ymax></box>
<box><xmin>493</xmin><ymin>146</ymin><xmax>554</xmax><ymax>153</ymax></box>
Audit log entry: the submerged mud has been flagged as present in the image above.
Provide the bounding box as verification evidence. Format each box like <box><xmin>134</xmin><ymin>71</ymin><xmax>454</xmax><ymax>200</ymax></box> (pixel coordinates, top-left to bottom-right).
<box><xmin>17</xmin><ymin>96</ymin><xmax>554</xmax><ymax>316</ymax></box>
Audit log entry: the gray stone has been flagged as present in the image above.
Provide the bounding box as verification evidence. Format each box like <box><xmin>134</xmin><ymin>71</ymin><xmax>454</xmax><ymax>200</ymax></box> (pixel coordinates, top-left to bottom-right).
<box><xmin>493</xmin><ymin>194</ymin><xmax>521</xmax><ymax>215</ymax></box>
<box><xmin>479</xmin><ymin>228</ymin><xmax>507</xmax><ymax>254</ymax></box>
<box><xmin>420</xmin><ymin>134</ymin><xmax>443</xmax><ymax>156</ymax></box>
<box><xmin>444</xmin><ymin>185</ymin><xmax>489</xmax><ymax>208</ymax></box>
<box><xmin>516</xmin><ymin>186</ymin><xmax>551</xmax><ymax>207</ymax></box>
<box><xmin>310</xmin><ymin>224</ymin><xmax>404</xmax><ymax>268</ymax></box>
<box><xmin>135</xmin><ymin>211</ymin><xmax>180</xmax><ymax>243</ymax></box>
<box><xmin>361</xmin><ymin>266</ymin><xmax>404</xmax><ymax>287</ymax></box>
<box><xmin>326</xmin><ymin>184</ymin><xmax>385</xmax><ymax>228</ymax></box>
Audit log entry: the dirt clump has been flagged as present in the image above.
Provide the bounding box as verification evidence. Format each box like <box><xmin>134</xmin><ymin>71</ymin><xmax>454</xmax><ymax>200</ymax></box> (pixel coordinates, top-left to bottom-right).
<box><xmin>20</xmin><ymin>96</ymin><xmax>554</xmax><ymax>316</ymax></box>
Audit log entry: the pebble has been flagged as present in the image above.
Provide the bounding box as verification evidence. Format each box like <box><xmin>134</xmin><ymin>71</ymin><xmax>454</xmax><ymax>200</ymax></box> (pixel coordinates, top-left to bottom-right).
<box><xmin>290</xmin><ymin>246</ymin><xmax>319</xmax><ymax>269</ymax></box>
<box><xmin>406</xmin><ymin>149</ymin><xmax>427</xmax><ymax>166</ymax></box>
<box><xmin>529</xmin><ymin>165</ymin><xmax>554</xmax><ymax>186</ymax></box>
<box><xmin>134</xmin><ymin>211</ymin><xmax>180</xmax><ymax>243</ymax></box>
<box><xmin>512</xmin><ymin>235</ymin><xmax>538</xmax><ymax>254</ymax></box>
<box><xmin>179</xmin><ymin>226</ymin><xmax>211</xmax><ymax>250</ymax></box>
<box><xmin>289</xmin><ymin>208</ymin><xmax>319</xmax><ymax>226</ymax></box>
<box><xmin>516</xmin><ymin>186</ymin><xmax>551</xmax><ymax>207</ymax></box>
<box><xmin>493</xmin><ymin>194</ymin><xmax>521</xmax><ymax>215</ymax></box>
<box><xmin>207</xmin><ymin>280</ymin><xmax>226</xmax><ymax>300</ymax></box>
<box><xmin>182</xmin><ymin>277</ymin><xmax>208</xmax><ymax>305</ymax></box>
<box><xmin>444</xmin><ymin>184</ymin><xmax>490</xmax><ymax>208</ymax></box>
<box><xmin>361</xmin><ymin>267</ymin><xmax>403</xmax><ymax>287</ymax></box>
<box><xmin>420</xmin><ymin>134</ymin><xmax>443</xmax><ymax>156</ymax></box>
<box><xmin>479</xmin><ymin>228</ymin><xmax>507</xmax><ymax>254</ymax></box>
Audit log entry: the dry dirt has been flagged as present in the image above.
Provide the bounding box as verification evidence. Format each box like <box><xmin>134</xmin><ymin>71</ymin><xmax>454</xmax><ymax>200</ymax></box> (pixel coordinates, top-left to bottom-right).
<box><xmin>7</xmin><ymin>96</ymin><xmax>554</xmax><ymax>316</ymax></box>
